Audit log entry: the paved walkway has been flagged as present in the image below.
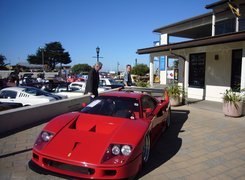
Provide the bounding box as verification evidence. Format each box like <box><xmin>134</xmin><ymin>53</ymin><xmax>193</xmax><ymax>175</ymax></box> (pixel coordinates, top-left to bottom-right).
<box><xmin>0</xmin><ymin>103</ymin><xmax>245</xmax><ymax>180</ymax></box>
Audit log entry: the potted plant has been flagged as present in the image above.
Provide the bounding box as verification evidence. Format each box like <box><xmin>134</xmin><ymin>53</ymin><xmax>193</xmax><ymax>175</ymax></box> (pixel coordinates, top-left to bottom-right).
<box><xmin>167</xmin><ymin>84</ymin><xmax>182</xmax><ymax>106</ymax></box>
<box><xmin>222</xmin><ymin>89</ymin><xmax>244</xmax><ymax>117</ymax></box>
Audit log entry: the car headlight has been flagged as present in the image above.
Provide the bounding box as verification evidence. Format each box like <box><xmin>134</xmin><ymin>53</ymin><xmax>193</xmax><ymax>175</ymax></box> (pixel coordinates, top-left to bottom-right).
<box><xmin>34</xmin><ymin>131</ymin><xmax>54</xmax><ymax>150</ymax></box>
<box><xmin>111</xmin><ymin>144</ymin><xmax>132</xmax><ymax>156</ymax></box>
<box><xmin>121</xmin><ymin>145</ymin><xmax>132</xmax><ymax>156</ymax></box>
<box><xmin>112</xmin><ymin>145</ymin><xmax>121</xmax><ymax>155</ymax></box>
<box><xmin>101</xmin><ymin>144</ymin><xmax>133</xmax><ymax>164</ymax></box>
<box><xmin>41</xmin><ymin>131</ymin><xmax>53</xmax><ymax>142</ymax></box>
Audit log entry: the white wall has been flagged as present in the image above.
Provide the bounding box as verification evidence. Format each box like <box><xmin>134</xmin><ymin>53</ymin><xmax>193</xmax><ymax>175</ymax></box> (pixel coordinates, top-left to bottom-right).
<box><xmin>0</xmin><ymin>88</ymin><xmax>120</xmax><ymax>136</ymax></box>
<box><xmin>168</xmin><ymin>42</ymin><xmax>244</xmax><ymax>102</ymax></box>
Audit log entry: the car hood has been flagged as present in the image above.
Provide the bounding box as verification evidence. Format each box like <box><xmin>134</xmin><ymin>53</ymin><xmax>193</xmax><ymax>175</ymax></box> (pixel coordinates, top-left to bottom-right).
<box><xmin>41</xmin><ymin>113</ymin><xmax>148</xmax><ymax>165</ymax></box>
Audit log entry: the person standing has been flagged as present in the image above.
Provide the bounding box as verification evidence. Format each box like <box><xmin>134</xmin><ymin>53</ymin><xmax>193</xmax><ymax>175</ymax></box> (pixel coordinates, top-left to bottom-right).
<box><xmin>85</xmin><ymin>61</ymin><xmax>103</xmax><ymax>98</ymax></box>
<box><xmin>124</xmin><ymin>64</ymin><xmax>132</xmax><ymax>86</ymax></box>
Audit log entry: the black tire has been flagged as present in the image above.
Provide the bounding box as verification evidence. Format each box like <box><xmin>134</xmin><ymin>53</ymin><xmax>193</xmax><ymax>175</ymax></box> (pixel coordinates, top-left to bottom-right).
<box><xmin>166</xmin><ymin>108</ymin><xmax>171</xmax><ymax>129</ymax></box>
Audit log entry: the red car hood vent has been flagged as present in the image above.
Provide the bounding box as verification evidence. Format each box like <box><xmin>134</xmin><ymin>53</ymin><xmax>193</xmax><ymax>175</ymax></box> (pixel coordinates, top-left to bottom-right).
<box><xmin>75</xmin><ymin>113</ymin><xmax>123</xmax><ymax>134</ymax></box>
<box><xmin>89</xmin><ymin>125</ymin><xmax>96</xmax><ymax>132</ymax></box>
<box><xmin>42</xmin><ymin>113</ymin><xmax>127</xmax><ymax>164</ymax></box>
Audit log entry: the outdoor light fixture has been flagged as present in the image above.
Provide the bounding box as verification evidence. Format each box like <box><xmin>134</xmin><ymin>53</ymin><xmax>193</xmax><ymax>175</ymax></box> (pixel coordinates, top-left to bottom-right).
<box><xmin>96</xmin><ymin>46</ymin><xmax>100</xmax><ymax>62</ymax></box>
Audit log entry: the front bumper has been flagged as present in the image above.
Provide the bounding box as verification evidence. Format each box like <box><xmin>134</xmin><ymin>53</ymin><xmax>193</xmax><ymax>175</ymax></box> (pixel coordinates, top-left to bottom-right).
<box><xmin>32</xmin><ymin>149</ymin><xmax>142</xmax><ymax>179</ymax></box>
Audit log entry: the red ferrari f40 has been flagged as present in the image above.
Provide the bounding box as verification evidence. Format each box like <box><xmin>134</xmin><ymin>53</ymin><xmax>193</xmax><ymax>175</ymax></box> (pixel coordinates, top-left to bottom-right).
<box><xmin>31</xmin><ymin>89</ymin><xmax>171</xmax><ymax>179</ymax></box>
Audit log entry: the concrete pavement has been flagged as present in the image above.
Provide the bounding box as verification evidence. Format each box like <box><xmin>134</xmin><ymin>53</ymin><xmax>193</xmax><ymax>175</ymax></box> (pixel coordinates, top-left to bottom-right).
<box><xmin>0</xmin><ymin>103</ymin><xmax>245</xmax><ymax>180</ymax></box>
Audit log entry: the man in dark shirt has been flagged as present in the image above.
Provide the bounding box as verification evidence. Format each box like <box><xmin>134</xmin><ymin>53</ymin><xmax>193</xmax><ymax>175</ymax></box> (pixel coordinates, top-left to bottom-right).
<box><xmin>85</xmin><ymin>62</ymin><xmax>103</xmax><ymax>98</ymax></box>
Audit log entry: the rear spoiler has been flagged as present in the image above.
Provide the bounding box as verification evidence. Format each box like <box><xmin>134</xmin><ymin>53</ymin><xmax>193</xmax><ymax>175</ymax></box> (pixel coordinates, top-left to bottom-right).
<box><xmin>120</xmin><ymin>86</ymin><xmax>169</xmax><ymax>101</ymax></box>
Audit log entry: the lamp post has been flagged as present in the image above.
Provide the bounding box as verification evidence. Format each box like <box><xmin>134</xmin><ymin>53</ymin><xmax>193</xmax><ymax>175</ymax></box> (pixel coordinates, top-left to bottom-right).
<box><xmin>39</xmin><ymin>47</ymin><xmax>45</xmax><ymax>72</ymax></box>
<box><xmin>92</xmin><ymin>46</ymin><xmax>103</xmax><ymax>62</ymax></box>
<box><xmin>96</xmin><ymin>46</ymin><xmax>100</xmax><ymax>62</ymax></box>
<box><xmin>41</xmin><ymin>49</ymin><xmax>44</xmax><ymax>72</ymax></box>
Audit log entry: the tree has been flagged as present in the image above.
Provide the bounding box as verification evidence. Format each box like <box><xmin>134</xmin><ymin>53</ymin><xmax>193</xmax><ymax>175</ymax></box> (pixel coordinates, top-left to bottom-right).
<box><xmin>131</xmin><ymin>64</ymin><xmax>149</xmax><ymax>76</ymax></box>
<box><xmin>71</xmin><ymin>64</ymin><xmax>92</xmax><ymax>75</ymax></box>
<box><xmin>27</xmin><ymin>42</ymin><xmax>71</xmax><ymax>70</ymax></box>
<box><xmin>0</xmin><ymin>54</ymin><xmax>9</xmax><ymax>66</ymax></box>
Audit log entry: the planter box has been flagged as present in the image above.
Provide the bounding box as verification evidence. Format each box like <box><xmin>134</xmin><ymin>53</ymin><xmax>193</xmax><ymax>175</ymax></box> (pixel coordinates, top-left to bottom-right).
<box><xmin>223</xmin><ymin>101</ymin><xmax>243</xmax><ymax>117</ymax></box>
<box><xmin>170</xmin><ymin>96</ymin><xmax>181</xmax><ymax>106</ymax></box>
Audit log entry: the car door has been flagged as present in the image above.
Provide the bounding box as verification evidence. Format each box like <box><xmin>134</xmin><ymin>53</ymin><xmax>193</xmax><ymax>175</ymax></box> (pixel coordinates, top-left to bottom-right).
<box><xmin>141</xmin><ymin>95</ymin><xmax>163</xmax><ymax>142</ymax></box>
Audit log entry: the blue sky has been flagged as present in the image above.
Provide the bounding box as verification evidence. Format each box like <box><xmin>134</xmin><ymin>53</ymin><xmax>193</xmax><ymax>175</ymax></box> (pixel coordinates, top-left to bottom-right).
<box><xmin>0</xmin><ymin>0</ymin><xmax>217</xmax><ymax>71</ymax></box>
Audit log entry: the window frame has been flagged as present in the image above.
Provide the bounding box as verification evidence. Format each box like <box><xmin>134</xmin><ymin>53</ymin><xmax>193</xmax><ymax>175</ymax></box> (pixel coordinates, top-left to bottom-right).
<box><xmin>189</xmin><ymin>53</ymin><xmax>206</xmax><ymax>88</ymax></box>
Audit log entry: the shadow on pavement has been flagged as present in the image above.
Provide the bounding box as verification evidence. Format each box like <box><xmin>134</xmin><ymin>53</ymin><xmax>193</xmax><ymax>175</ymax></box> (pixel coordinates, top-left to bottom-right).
<box><xmin>0</xmin><ymin>148</ymin><xmax>32</xmax><ymax>158</ymax></box>
<box><xmin>137</xmin><ymin>109</ymin><xmax>190</xmax><ymax>179</ymax></box>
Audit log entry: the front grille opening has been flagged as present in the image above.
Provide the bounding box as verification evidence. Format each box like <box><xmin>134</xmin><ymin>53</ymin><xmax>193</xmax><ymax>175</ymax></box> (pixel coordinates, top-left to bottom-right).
<box><xmin>104</xmin><ymin>170</ymin><xmax>116</xmax><ymax>176</ymax></box>
<box><xmin>43</xmin><ymin>158</ymin><xmax>95</xmax><ymax>175</ymax></box>
<box><xmin>33</xmin><ymin>153</ymin><xmax>39</xmax><ymax>160</ymax></box>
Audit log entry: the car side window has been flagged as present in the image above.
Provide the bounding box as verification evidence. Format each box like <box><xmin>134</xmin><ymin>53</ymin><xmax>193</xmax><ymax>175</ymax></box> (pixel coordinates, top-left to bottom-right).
<box><xmin>0</xmin><ymin>91</ymin><xmax>4</xmax><ymax>98</ymax></box>
<box><xmin>101</xmin><ymin>80</ymin><xmax>106</xmax><ymax>86</ymax></box>
<box><xmin>0</xmin><ymin>90</ymin><xmax>17</xmax><ymax>99</ymax></box>
<box><xmin>141</xmin><ymin>95</ymin><xmax>157</xmax><ymax>110</ymax></box>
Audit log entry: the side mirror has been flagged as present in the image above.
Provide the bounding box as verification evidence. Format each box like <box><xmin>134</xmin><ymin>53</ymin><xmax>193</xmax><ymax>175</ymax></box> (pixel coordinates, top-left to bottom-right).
<box><xmin>145</xmin><ymin>108</ymin><xmax>152</xmax><ymax>113</ymax></box>
<box><xmin>81</xmin><ymin>102</ymin><xmax>87</xmax><ymax>108</ymax></box>
<box><xmin>145</xmin><ymin>108</ymin><xmax>153</xmax><ymax>117</ymax></box>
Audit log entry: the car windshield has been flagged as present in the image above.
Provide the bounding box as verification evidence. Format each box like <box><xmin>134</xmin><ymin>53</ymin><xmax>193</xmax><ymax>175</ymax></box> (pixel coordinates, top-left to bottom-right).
<box><xmin>109</xmin><ymin>79</ymin><xmax>116</xmax><ymax>85</ymax></box>
<box><xmin>81</xmin><ymin>96</ymin><xmax>140</xmax><ymax>119</ymax></box>
<box><xmin>24</xmin><ymin>87</ymin><xmax>49</xmax><ymax>96</ymax></box>
<box><xmin>108</xmin><ymin>79</ymin><xmax>123</xmax><ymax>85</ymax></box>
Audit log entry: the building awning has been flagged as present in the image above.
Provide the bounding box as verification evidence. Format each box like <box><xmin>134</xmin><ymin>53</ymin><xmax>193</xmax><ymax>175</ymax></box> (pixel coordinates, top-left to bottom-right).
<box><xmin>137</xmin><ymin>31</ymin><xmax>245</xmax><ymax>55</ymax></box>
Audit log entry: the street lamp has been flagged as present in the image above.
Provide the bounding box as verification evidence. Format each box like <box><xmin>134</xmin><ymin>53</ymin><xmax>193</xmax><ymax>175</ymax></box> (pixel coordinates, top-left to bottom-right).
<box><xmin>92</xmin><ymin>46</ymin><xmax>103</xmax><ymax>62</ymax></box>
<box><xmin>96</xmin><ymin>46</ymin><xmax>100</xmax><ymax>62</ymax></box>
<box><xmin>39</xmin><ymin>47</ymin><xmax>45</xmax><ymax>72</ymax></box>
<box><xmin>41</xmin><ymin>49</ymin><xmax>44</xmax><ymax>72</ymax></box>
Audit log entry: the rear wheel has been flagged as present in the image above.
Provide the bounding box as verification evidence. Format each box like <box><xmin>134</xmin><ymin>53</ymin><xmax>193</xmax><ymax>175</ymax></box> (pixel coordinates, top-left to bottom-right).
<box><xmin>142</xmin><ymin>133</ymin><xmax>151</xmax><ymax>164</ymax></box>
<box><xmin>166</xmin><ymin>108</ymin><xmax>171</xmax><ymax>129</ymax></box>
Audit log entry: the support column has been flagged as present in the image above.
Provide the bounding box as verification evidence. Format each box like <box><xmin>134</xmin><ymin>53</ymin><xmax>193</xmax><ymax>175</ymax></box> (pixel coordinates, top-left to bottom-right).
<box><xmin>160</xmin><ymin>33</ymin><xmax>169</xmax><ymax>45</ymax></box>
<box><xmin>241</xmin><ymin>48</ymin><xmax>245</xmax><ymax>89</ymax></box>
<box><xmin>236</xmin><ymin>16</ymin><xmax>239</xmax><ymax>32</ymax></box>
<box><xmin>183</xmin><ymin>57</ymin><xmax>189</xmax><ymax>104</ymax></box>
<box><xmin>159</xmin><ymin>33</ymin><xmax>169</xmax><ymax>86</ymax></box>
<box><xmin>150</xmin><ymin>55</ymin><xmax>154</xmax><ymax>87</ymax></box>
<box><xmin>212</xmin><ymin>13</ymin><xmax>215</xmax><ymax>36</ymax></box>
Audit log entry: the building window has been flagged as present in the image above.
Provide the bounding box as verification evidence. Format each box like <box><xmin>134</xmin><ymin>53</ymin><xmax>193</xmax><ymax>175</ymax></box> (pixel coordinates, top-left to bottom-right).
<box><xmin>215</xmin><ymin>18</ymin><xmax>235</xmax><ymax>35</ymax></box>
<box><xmin>239</xmin><ymin>18</ymin><xmax>245</xmax><ymax>31</ymax></box>
<box><xmin>189</xmin><ymin>53</ymin><xmax>206</xmax><ymax>88</ymax></box>
<box><xmin>231</xmin><ymin>49</ymin><xmax>242</xmax><ymax>91</ymax></box>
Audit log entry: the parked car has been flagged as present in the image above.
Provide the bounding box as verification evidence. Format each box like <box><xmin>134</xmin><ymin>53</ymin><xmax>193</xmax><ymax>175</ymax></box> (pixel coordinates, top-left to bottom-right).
<box><xmin>53</xmin><ymin>83</ymin><xmax>84</xmax><ymax>98</ymax></box>
<box><xmin>100</xmin><ymin>77</ymin><xmax>124</xmax><ymax>89</ymax></box>
<box><xmin>0</xmin><ymin>86</ymin><xmax>65</xmax><ymax>106</ymax></box>
<box><xmin>31</xmin><ymin>89</ymin><xmax>171</xmax><ymax>179</ymax></box>
<box><xmin>69</xmin><ymin>81</ymin><xmax>110</xmax><ymax>94</ymax></box>
<box><xmin>68</xmin><ymin>81</ymin><xmax>86</xmax><ymax>92</ymax></box>
<box><xmin>0</xmin><ymin>102</ymin><xmax>23</xmax><ymax>111</ymax></box>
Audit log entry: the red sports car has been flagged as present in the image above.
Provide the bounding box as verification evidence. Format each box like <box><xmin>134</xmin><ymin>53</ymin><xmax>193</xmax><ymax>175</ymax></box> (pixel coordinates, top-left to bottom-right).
<box><xmin>31</xmin><ymin>90</ymin><xmax>171</xmax><ymax>179</ymax></box>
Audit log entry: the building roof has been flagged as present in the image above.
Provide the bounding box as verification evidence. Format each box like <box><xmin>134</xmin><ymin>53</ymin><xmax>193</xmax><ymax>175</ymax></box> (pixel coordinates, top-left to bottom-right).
<box><xmin>152</xmin><ymin>0</ymin><xmax>245</xmax><ymax>39</ymax></box>
<box><xmin>153</xmin><ymin>12</ymin><xmax>213</xmax><ymax>39</ymax></box>
<box><xmin>205</xmin><ymin>0</ymin><xmax>230</xmax><ymax>9</ymax></box>
<box><xmin>137</xmin><ymin>31</ymin><xmax>245</xmax><ymax>54</ymax></box>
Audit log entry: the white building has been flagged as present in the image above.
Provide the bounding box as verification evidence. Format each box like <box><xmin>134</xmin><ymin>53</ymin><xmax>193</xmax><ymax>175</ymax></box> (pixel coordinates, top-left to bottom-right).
<box><xmin>137</xmin><ymin>0</ymin><xmax>245</xmax><ymax>102</ymax></box>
